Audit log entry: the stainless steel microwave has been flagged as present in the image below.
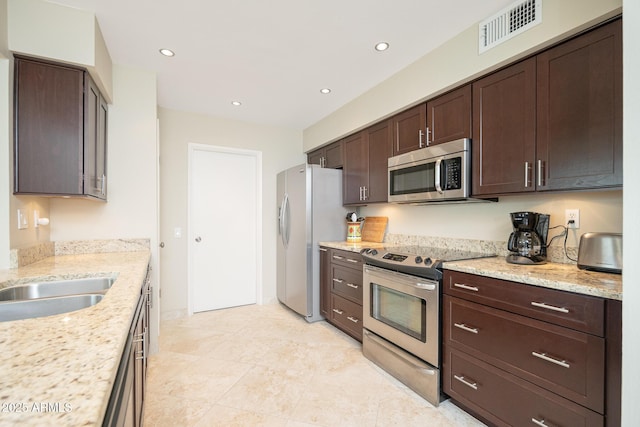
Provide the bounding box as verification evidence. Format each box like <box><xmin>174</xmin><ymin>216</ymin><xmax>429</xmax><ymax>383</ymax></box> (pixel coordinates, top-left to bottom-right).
<box><xmin>388</xmin><ymin>138</ymin><xmax>472</xmax><ymax>203</ymax></box>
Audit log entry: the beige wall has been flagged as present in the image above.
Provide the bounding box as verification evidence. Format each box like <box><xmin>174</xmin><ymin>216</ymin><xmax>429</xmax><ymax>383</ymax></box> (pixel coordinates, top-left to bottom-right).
<box><xmin>622</xmin><ymin>0</ymin><xmax>640</xmax><ymax>424</ymax></box>
<box><xmin>304</xmin><ymin>0</ymin><xmax>622</xmax><ymax>150</ymax></box>
<box><xmin>158</xmin><ymin>107</ymin><xmax>303</xmax><ymax>318</ymax></box>
<box><xmin>361</xmin><ymin>191</ymin><xmax>622</xmax><ymax>248</ymax></box>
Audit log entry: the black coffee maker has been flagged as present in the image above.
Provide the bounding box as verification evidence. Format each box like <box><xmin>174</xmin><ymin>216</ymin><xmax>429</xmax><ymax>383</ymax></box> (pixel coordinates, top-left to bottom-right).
<box><xmin>506</xmin><ymin>212</ymin><xmax>550</xmax><ymax>265</ymax></box>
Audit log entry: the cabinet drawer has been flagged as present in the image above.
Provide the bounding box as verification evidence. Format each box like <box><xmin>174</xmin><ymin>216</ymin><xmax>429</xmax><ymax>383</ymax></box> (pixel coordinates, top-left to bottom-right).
<box><xmin>331</xmin><ymin>265</ymin><xmax>363</xmax><ymax>304</ymax></box>
<box><xmin>330</xmin><ymin>294</ymin><xmax>363</xmax><ymax>341</ymax></box>
<box><xmin>330</xmin><ymin>249</ymin><xmax>363</xmax><ymax>270</ymax></box>
<box><xmin>443</xmin><ymin>348</ymin><xmax>604</xmax><ymax>427</ymax></box>
<box><xmin>444</xmin><ymin>270</ymin><xmax>605</xmax><ymax>336</ymax></box>
<box><xmin>444</xmin><ymin>295</ymin><xmax>605</xmax><ymax>412</ymax></box>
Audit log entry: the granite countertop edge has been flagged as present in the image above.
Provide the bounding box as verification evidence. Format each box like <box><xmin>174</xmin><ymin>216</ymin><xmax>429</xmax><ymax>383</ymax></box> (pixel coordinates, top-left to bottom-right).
<box><xmin>0</xmin><ymin>251</ymin><xmax>151</xmax><ymax>426</ymax></box>
<box><xmin>319</xmin><ymin>241</ymin><xmax>622</xmax><ymax>301</ymax></box>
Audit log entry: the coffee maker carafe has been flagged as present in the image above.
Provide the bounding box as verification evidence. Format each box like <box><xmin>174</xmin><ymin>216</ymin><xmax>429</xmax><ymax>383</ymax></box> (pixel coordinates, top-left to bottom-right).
<box><xmin>506</xmin><ymin>212</ymin><xmax>550</xmax><ymax>265</ymax></box>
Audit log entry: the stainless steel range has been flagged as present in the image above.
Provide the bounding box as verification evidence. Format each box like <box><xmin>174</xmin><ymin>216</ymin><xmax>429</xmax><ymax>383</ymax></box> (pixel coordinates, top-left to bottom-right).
<box><xmin>360</xmin><ymin>246</ymin><xmax>494</xmax><ymax>406</ymax></box>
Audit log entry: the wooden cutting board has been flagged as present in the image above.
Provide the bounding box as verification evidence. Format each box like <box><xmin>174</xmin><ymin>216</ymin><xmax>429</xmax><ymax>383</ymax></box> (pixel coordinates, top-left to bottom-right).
<box><xmin>361</xmin><ymin>217</ymin><xmax>388</xmax><ymax>243</ymax></box>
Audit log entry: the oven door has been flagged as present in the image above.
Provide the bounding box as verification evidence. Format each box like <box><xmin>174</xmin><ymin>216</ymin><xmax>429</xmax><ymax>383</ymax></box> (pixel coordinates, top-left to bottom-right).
<box><xmin>363</xmin><ymin>264</ymin><xmax>439</xmax><ymax>366</ymax></box>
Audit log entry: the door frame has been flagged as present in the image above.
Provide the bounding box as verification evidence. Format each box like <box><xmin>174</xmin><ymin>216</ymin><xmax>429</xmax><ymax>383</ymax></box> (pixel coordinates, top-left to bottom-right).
<box><xmin>187</xmin><ymin>143</ymin><xmax>263</xmax><ymax>315</ymax></box>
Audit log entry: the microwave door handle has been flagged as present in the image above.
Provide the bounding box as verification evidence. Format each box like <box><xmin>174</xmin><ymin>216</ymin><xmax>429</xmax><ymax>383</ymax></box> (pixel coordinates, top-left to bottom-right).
<box><xmin>435</xmin><ymin>158</ymin><xmax>443</xmax><ymax>194</ymax></box>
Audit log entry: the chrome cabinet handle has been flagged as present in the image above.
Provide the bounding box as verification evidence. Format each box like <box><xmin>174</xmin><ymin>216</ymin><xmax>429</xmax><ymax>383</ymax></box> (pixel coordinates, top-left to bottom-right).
<box><xmin>347</xmin><ymin>316</ymin><xmax>359</xmax><ymax>323</ymax></box>
<box><xmin>346</xmin><ymin>259</ymin><xmax>359</xmax><ymax>263</ymax></box>
<box><xmin>332</xmin><ymin>278</ymin><xmax>343</xmax><ymax>283</ymax></box>
<box><xmin>454</xmin><ymin>323</ymin><xmax>479</xmax><ymax>334</ymax></box>
<box><xmin>418</xmin><ymin>129</ymin><xmax>424</xmax><ymax>148</ymax></box>
<box><xmin>531</xmin><ymin>418</ymin><xmax>549</xmax><ymax>427</ymax></box>
<box><xmin>454</xmin><ymin>375</ymin><xmax>478</xmax><ymax>390</ymax></box>
<box><xmin>359</xmin><ymin>186</ymin><xmax>363</xmax><ymax>201</ymax></box>
<box><xmin>524</xmin><ymin>162</ymin><xmax>531</xmax><ymax>187</ymax></box>
<box><xmin>332</xmin><ymin>308</ymin><xmax>344</xmax><ymax>315</ymax></box>
<box><xmin>454</xmin><ymin>283</ymin><xmax>479</xmax><ymax>292</ymax></box>
<box><xmin>362</xmin><ymin>186</ymin><xmax>368</xmax><ymax>200</ymax></box>
<box><xmin>531</xmin><ymin>301</ymin><xmax>569</xmax><ymax>313</ymax></box>
<box><xmin>319</xmin><ymin>247</ymin><xmax>328</xmax><ymax>252</ymax></box>
<box><xmin>333</xmin><ymin>255</ymin><xmax>344</xmax><ymax>260</ymax></box>
<box><xmin>346</xmin><ymin>283</ymin><xmax>359</xmax><ymax>289</ymax></box>
<box><xmin>537</xmin><ymin>160</ymin><xmax>545</xmax><ymax>187</ymax></box>
<box><xmin>532</xmin><ymin>351</ymin><xmax>570</xmax><ymax>368</ymax></box>
<box><xmin>425</xmin><ymin>126</ymin><xmax>431</xmax><ymax>146</ymax></box>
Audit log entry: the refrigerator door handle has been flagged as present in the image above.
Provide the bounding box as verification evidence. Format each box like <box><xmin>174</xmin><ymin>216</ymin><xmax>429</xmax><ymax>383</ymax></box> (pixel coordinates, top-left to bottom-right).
<box><xmin>282</xmin><ymin>193</ymin><xmax>291</xmax><ymax>248</ymax></box>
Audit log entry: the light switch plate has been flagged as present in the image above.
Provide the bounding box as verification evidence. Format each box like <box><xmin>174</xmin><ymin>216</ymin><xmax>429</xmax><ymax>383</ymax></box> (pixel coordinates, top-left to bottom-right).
<box><xmin>17</xmin><ymin>209</ymin><xmax>28</xmax><ymax>229</ymax></box>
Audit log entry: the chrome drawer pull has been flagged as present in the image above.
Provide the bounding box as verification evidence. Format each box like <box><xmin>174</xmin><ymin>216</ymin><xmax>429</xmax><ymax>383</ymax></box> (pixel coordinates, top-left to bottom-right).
<box><xmin>454</xmin><ymin>283</ymin><xmax>479</xmax><ymax>292</ymax></box>
<box><xmin>454</xmin><ymin>375</ymin><xmax>478</xmax><ymax>390</ymax></box>
<box><xmin>347</xmin><ymin>316</ymin><xmax>359</xmax><ymax>323</ymax></box>
<box><xmin>346</xmin><ymin>283</ymin><xmax>359</xmax><ymax>289</ymax></box>
<box><xmin>332</xmin><ymin>255</ymin><xmax>344</xmax><ymax>260</ymax></box>
<box><xmin>531</xmin><ymin>301</ymin><xmax>569</xmax><ymax>313</ymax></box>
<box><xmin>531</xmin><ymin>418</ymin><xmax>549</xmax><ymax>427</ymax></box>
<box><xmin>531</xmin><ymin>351</ymin><xmax>570</xmax><ymax>368</ymax></box>
<box><xmin>454</xmin><ymin>323</ymin><xmax>479</xmax><ymax>334</ymax></box>
<box><xmin>319</xmin><ymin>248</ymin><xmax>328</xmax><ymax>252</ymax></box>
<box><xmin>332</xmin><ymin>278</ymin><xmax>343</xmax><ymax>283</ymax></box>
<box><xmin>332</xmin><ymin>308</ymin><xmax>344</xmax><ymax>315</ymax></box>
<box><xmin>346</xmin><ymin>258</ymin><xmax>359</xmax><ymax>263</ymax></box>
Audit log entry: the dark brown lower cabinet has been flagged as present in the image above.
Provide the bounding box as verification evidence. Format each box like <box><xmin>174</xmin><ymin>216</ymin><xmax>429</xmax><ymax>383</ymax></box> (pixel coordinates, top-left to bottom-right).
<box><xmin>321</xmin><ymin>248</ymin><xmax>364</xmax><ymax>341</ymax></box>
<box><xmin>443</xmin><ymin>270</ymin><xmax>621</xmax><ymax>427</ymax></box>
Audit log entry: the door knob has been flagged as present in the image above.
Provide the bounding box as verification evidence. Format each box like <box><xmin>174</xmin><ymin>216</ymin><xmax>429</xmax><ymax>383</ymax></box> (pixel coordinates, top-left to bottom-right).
<box><xmin>195</xmin><ymin>237</ymin><xmax>202</xmax><ymax>242</ymax></box>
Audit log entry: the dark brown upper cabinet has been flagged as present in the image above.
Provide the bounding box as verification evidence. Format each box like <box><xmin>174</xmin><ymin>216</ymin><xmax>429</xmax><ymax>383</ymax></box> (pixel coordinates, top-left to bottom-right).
<box><xmin>307</xmin><ymin>140</ymin><xmax>343</xmax><ymax>169</ymax></box>
<box><xmin>426</xmin><ymin>85</ymin><xmax>472</xmax><ymax>146</ymax></box>
<box><xmin>536</xmin><ymin>18</ymin><xmax>622</xmax><ymax>191</ymax></box>
<box><xmin>343</xmin><ymin>120</ymin><xmax>393</xmax><ymax>205</ymax></box>
<box><xmin>14</xmin><ymin>56</ymin><xmax>108</xmax><ymax>200</ymax></box>
<box><xmin>473</xmin><ymin>18</ymin><xmax>622</xmax><ymax>197</ymax></box>
<box><xmin>391</xmin><ymin>104</ymin><xmax>426</xmax><ymax>156</ymax></box>
<box><xmin>472</xmin><ymin>58</ymin><xmax>537</xmax><ymax>196</ymax></box>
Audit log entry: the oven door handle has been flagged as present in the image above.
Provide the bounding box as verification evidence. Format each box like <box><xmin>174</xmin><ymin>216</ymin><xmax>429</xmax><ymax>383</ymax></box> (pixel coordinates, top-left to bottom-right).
<box><xmin>363</xmin><ymin>330</ymin><xmax>437</xmax><ymax>375</ymax></box>
<box><xmin>416</xmin><ymin>282</ymin><xmax>436</xmax><ymax>291</ymax></box>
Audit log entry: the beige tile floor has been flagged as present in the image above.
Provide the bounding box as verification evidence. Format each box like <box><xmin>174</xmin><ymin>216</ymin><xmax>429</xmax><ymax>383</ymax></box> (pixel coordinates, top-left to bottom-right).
<box><xmin>144</xmin><ymin>303</ymin><xmax>486</xmax><ymax>427</ymax></box>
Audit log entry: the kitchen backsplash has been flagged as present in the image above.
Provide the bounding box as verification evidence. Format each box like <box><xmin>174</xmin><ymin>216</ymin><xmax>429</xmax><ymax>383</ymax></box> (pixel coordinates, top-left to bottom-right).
<box><xmin>10</xmin><ymin>239</ymin><xmax>151</xmax><ymax>268</ymax></box>
<box><xmin>383</xmin><ymin>234</ymin><xmax>577</xmax><ymax>265</ymax></box>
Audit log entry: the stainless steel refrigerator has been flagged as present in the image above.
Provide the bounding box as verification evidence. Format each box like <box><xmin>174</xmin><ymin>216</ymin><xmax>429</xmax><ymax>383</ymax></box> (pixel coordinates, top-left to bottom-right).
<box><xmin>277</xmin><ymin>163</ymin><xmax>345</xmax><ymax>322</ymax></box>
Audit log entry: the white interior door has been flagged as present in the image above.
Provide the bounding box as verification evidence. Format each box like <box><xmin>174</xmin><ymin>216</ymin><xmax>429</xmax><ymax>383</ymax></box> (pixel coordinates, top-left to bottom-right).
<box><xmin>189</xmin><ymin>145</ymin><xmax>261</xmax><ymax>313</ymax></box>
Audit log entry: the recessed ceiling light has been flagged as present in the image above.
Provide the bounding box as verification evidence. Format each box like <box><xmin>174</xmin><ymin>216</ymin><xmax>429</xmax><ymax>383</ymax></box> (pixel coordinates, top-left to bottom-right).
<box><xmin>231</xmin><ymin>101</ymin><xmax>242</xmax><ymax>106</ymax></box>
<box><xmin>320</xmin><ymin>88</ymin><xmax>331</xmax><ymax>94</ymax></box>
<box><xmin>159</xmin><ymin>48</ymin><xmax>175</xmax><ymax>57</ymax></box>
<box><xmin>374</xmin><ymin>42</ymin><xmax>390</xmax><ymax>52</ymax></box>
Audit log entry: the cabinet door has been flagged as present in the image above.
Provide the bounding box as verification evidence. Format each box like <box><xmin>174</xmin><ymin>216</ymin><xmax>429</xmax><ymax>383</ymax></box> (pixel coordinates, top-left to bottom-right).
<box><xmin>427</xmin><ymin>85</ymin><xmax>472</xmax><ymax>145</ymax></box>
<box><xmin>324</xmin><ymin>141</ymin><xmax>344</xmax><ymax>168</ymax></box>
<box><xmin>536</xmin><ymin>19</ymin><xmax>622</xmax><ymax>191</ymax></box>
<box><xmin>319</xmin><ymin>247</ymin><xmax>331</xmax><ymax>318</ymax></box>
<box><xmin>472</xmin><ymin>58</ymin><xmax>537</xmax><ymax>196</ymax></box>
<box><xmin>365</xmin><ymin>120</ymin><xmax>393</xmax><ymax>203</ymax></box>
<box><xmin>343</xmin><ymin>132</ymin><xmax>368</xmax><ymax>205</ymax></box>
<box><xmin>84</xmin><ymin>75</ymin><xmax>108</xmax><ymax>200</ymax></box>
<box><xmin>307</xmin><ymin>149</ymin><xmax>324</xmax><ymax>166</ymax></box>
<box><xmin>392</xmin><ymin>104</ymin><xmax>426</xmax><ymax>156</ymax></box>
<box><xmin>14</xmin><ymin>57</ymin><xmax>84</xmax><ymax>195</ymax></box>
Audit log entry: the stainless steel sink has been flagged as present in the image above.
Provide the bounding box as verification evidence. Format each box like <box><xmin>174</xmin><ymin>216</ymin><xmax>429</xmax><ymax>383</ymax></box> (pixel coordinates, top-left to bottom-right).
<box><xmin>0</xmin><ymin>294</ymin><xmax>104</xmax><ymax>322</ymax></box>
<box><xmin>0</xmin><ymin>277</ymin><xmax>114</xmax><ymax>301</ymax></box>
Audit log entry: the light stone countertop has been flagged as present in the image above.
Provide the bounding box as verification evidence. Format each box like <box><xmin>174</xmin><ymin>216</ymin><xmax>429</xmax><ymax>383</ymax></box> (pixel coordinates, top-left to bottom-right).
<box><xmin>319</xmin><ymin>241</ymin><xmax>622</xmax><ymax>301</ymax></box>
<box><xmin>0</xmin><ymin>251</ymin><xmax>151</xmax><ymax>426</ymax></box>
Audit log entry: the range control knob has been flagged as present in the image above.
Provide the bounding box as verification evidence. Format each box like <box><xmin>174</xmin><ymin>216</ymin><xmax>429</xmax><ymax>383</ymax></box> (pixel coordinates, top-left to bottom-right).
<box><xmin>424</xmin><ymin>257</ymin><xmax>432</xmax><ymax>265</ymax></box>
<box><xmin>415</xmin><ymin>256</ymin><xmax>423</xmax><ymax>264</ymax></box>
<box><xmin>371</xmin><ymin>249</ymin><xmax>378</xmax><ymax>256</ymax></box>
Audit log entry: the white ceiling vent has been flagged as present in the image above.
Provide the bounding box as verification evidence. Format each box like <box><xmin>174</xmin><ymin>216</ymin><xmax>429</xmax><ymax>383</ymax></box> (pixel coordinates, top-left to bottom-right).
<box><xmin>479</xmin><ymin>0</ymin><xmax>542</xmax><ymax>53</ymax></box>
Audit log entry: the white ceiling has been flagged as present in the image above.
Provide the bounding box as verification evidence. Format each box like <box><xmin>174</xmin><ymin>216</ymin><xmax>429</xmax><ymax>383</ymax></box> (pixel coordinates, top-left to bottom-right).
<box><xmin>49</xmin><ymin>0</ymin><xmax>514</xmax><ymax>129</ymax></box>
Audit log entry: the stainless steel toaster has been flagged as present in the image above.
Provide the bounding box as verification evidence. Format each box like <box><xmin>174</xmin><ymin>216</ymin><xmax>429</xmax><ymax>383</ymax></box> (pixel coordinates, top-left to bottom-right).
<box><xmin>577</xmin><ymin>232</ymin><xmax>622</xmax><ymax>274</ymax></box>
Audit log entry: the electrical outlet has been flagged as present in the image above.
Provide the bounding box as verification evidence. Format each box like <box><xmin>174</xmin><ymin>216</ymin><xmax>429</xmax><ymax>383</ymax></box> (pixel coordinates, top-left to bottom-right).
<box><xmin>565</xmin><ymin>209</ymin><xmax>580</xmax><ymax>229</ymax></box>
